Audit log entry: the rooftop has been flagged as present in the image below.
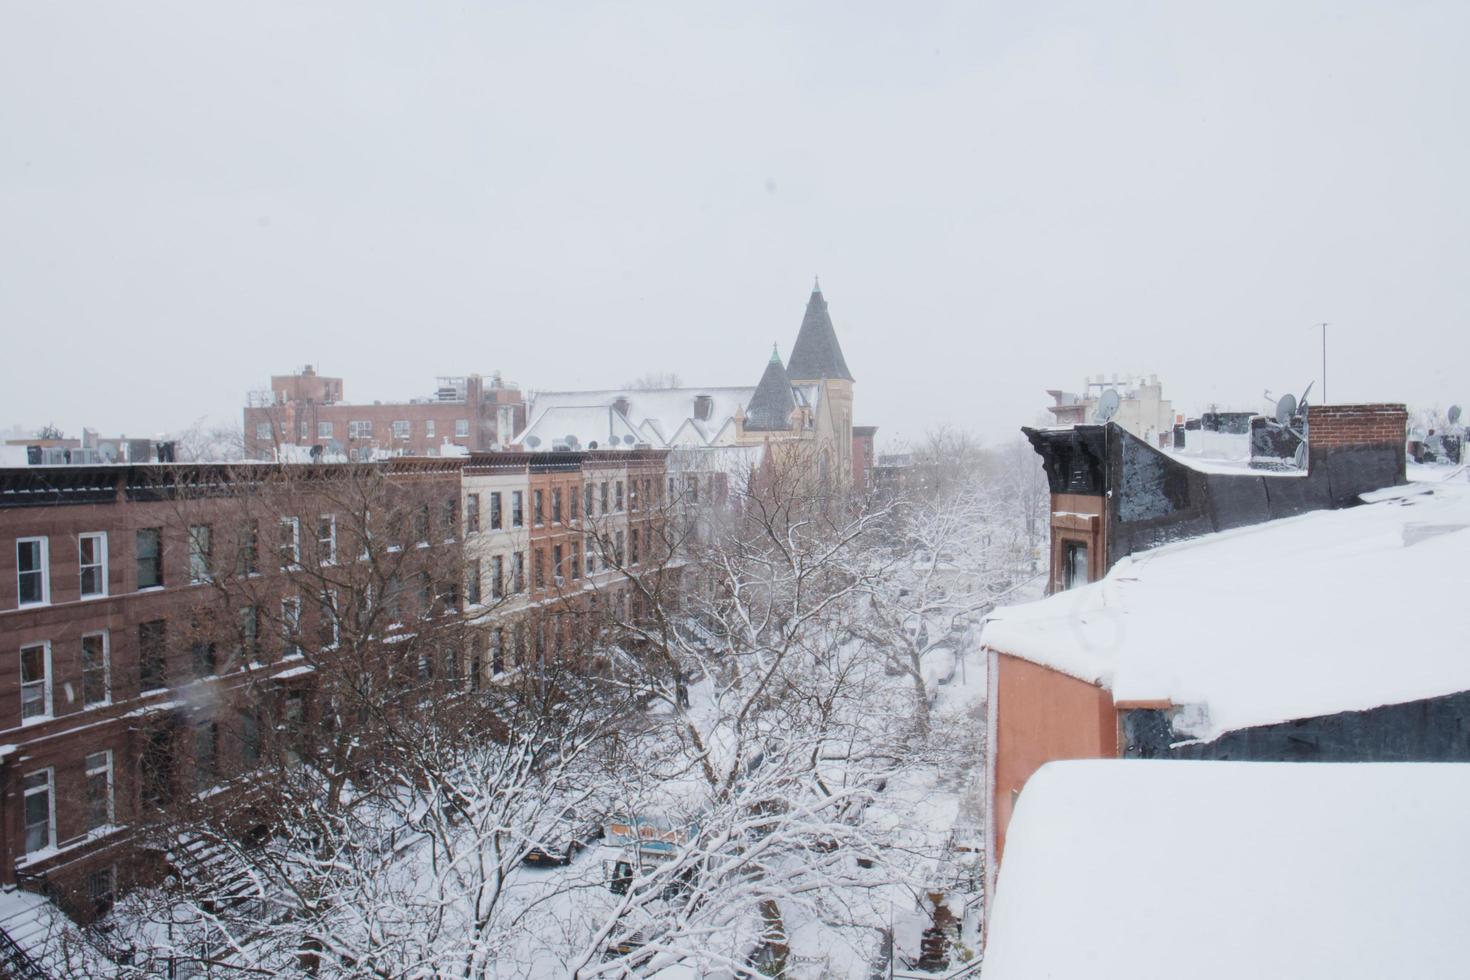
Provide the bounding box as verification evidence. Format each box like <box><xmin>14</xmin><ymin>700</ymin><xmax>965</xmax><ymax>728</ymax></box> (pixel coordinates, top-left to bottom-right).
<box><xmin>981</xmin><ymin>479</ymin><xmax>1470</xmax><ymax>741</ymax></box>
<box><xmin>983</xmin><ymin>760</ymin><xmax>1470</xmax><ymax>980</ymax></box>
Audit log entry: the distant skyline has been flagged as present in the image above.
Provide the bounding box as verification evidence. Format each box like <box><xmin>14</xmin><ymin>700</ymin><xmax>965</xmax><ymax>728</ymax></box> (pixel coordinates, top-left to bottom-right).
<box><xmin>3</xmin><ymin>1</ymin><xmax>1468</xmax><ymax>449</ymax></box>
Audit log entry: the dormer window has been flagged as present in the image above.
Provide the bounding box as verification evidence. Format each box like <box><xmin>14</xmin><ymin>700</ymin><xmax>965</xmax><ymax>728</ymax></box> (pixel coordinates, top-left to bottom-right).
<box><xmin>693</xmin><ymin>395</ymin><xmax>713</xmax><ymax>421</ymax></box>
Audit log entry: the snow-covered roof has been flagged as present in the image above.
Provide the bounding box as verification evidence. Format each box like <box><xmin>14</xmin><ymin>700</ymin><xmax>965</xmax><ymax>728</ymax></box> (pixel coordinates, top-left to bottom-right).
<box><xmin>982</xmin><ymin>760</ymin><xmax>1470</xmax><ymax>980</ymax></box>
<box><xmin>981</xmin><ymin>483</ymin><xmax>1470</xmax><ymax>741</ymax></box>
<box><xmin>519</xmin><ymin>384</ymin><xmax>820</xmax><ymax>450</ymax></box>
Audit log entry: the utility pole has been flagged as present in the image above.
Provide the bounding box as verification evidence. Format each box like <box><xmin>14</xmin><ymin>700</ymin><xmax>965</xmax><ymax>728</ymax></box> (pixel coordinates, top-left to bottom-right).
<box><xmin>1316</xmin><ymin>322</ymin><xmax>1330</xmax><ymax>404</ymax></box>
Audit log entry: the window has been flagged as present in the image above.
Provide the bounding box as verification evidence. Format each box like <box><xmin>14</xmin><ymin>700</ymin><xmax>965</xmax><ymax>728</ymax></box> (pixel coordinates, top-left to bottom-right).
<box><xmin>318</xmin><ymin>420</ymin><xmax>333</xmax><ymax>439</ymax></box>
<box><xmin>570</xmin><ymin>487</ymin><xmax>579</xmax><ymax>521</ymax></box>
<box><xmin>88</xmin><ymin>866</ymin><xmax>115</xmax><ymax>917</ymax></box>
<box><xmin>615</xmin><ymin>481</ymin><xmax>624</xmax><ymax>511</ymax></box>
<box><xmin>552</xmin><ymin>488</ymin><xmax>562</xmax><ymax>523</ymax></box>
<box><xmin>349</xmin><ymin>420</ymin><xmax>373</xmax><ymax>439</ymax></box>
<box><xmin>79</xmin><ymin>532</ymin><xmax>107</xmax><ymax>598</ymax></box>
<box><xmin>533</xmin><ymin>490</ymin><xmax>544</xmax><ymax>526</ymax></box>
<box><xmin>17</xmin><ymin>537</ymin><xmax>49</xmax><ymax>606</ymax></box>
<box><xmin>571</xmin><ymin>542</ymin><xmax>581</xmax><ymax>581</ymax></box>
<box><xmin>455</xmin><ymin>419</ymin><xmax>469</xmax><ymax>438</ymax></box>
<box><xmin>629</xmin><ymin>480</ymin><xmax>639</xmax><ymax>511</ymax></box>
<box><xmin>466</xmin><ymin>494</ymin><xmax>481</xmax><ymax>533</ymax></box>
<box><xmin>1063</xmin><ymin>541</ymin><xmax>1090</xmax><ymax>590</ymax></box>
<box><xmin>513</xmin><ymin>552</ymin><xmax>525</xmax><ymax>593</ymax></box>
<box><xmin>615</xmin><ymin>530</ymin><xmax>625</xmax><ymax>565</ymax></box>
<box><xmin>139</xmin><ymin>620</ymin><xmax>167</xmax><ymax>691</ymax></box>
<box><xmin>317</xmin><ymin>515</ymin><xmax>337</xmax><ymax>564</ymax></box>
<box><xmin>511</xmin><ymin>491</ymin><xmax>524</xmax><ymax>528</ymax></box>
<box><xmin>194</xmin><ymin>720</ymin><xmax>219</xmax><ymax>792</ymax></box>
<box><xmin>23</xmin><ymin>770</ymin><xmax>54</xmax><ymax>854</ymax></box>
<box><xmin>191</xmin><ymin>639</ymin><xmax>217</xmax><ymax>678</ymax></box>
<box><xmin>82</xmin><ymin>632</ymin><xmax>110</xmax><ymax>707</ymax></box>
<box><xmin>240</xmin><ymin>606</ymin><xmax>259</xmax><ymax>661</ymax></box>
<box><xmin>686</xmin><ymin>475</ymin><xmax>699</xmax><ymax>502</ymax></box>
<box><xmin>467</xmin><ymin>559</ymin><xmax>482</xmax><ymax>605</ymax></box>
<box><xmin>85</xmin><ymin>751</ymin><xmax>113</xmax><ymax>831</ymax></box>
<box><xmin>20</xmin><ymin>642</ymin><xmax>51</xmax><ymax>722</ymax></box>
<box><xmin>425</xmin><ymin>419</ymin><xmax>436</xmax><ymax>438</ymax></box>
<box><xmin>533</xmin><ymin>549</ymin><xmax>545</xmax><ymax>590</ymax></box>
<box><xmin>278</xmin><ymin>518</ymin><xmax>301</xmax><ymax>569</ymax></box>
<box><xmin>136</xmin><ymin>528</ymin><xmax>163</xmax><ymax>589</ymax></box>
<box><xmin>320</xmin><ymin>591</ymin><xmax>340</xmax><ymax>649</ymax></box>
<box><xmin>256</xmin><ymin>422</ymin><xmax>273</xmax><ymax>441</ymax></box>
<box><xmin>443</xmin><ymin>497</ymin><xmax>457</xmax><ymax>538</ymax></box>
<box><xmin>241</xmin><ymin>711</ymin><xmax>262</xmax><ymax>765</ymax></box>
<box><xmin>585</xmin><ymin>483</ymin><xmax>594</xmax><ymax>517</ymax></box>
<box><xmin>490</xmin><ymin>492</ymin><xmax>503</xmax><ymax>530</ymax></box>
<box><xmin>392</xmin><ymin>420</ymin><xmax>411</xmax><ymax>440</ymax></box>
<box><xmin>298</xmin><ymin>419</ymin><xmax>310</xmax><ymax>440</ymax></box>
<box><xmin>630</xmin><ymin>528</ymin><xmax>640</xmax><ymax>565</ymax></box>
<box><xmin>282</xmin><ymin>596</ymin><xmax>302</xmax><ymax>657</ymax></box>
<box><xmin>236</xmin><ymin>521</ymin><xmax>259</xmax><ymax>576</ymax></box>
<box><xmin>600</xmin><ymin>482</ymin><xmax>609</xmax><ymax>514</ymax></box>
<box><xmin>585</xmin><ymin>536</ymin><xmax>595</xmax><ymax>575</ymax></box>
<box><xmin>491</xmin><ymin>628</ymin><xmax>505</xmax><ymax>675</ymax></box>
<box><xmin>141</xmin><ymin>727</ymin><xmax>173</xmax><ymax>807</ymax></box>
<box><xmin>415</xmin><ymin>504</ymin><xmax>431</xmax><ymax>546</ymax></box>
<box><xmin>188</xmin><ymin>524</ymin><xmax>212</xmax><ymax>583</ymax></box>
<box><xmin>643</xmin><ymin>478</ymin><xmax>652</xmax><ymax>510</ymax></box>
<box><xmin>552</xmin><ymin>544</ymin><xmax>563</xmax><ymax>584</ymax></box>
<box><xmin>694</xmin><ymin>394</ymin><xmax>713</xmax><ymax>421</ymax></box>
<box><xmin>492</xmin><ymin>555</ymin><xmax>504</xmax><ymax>599</ymax></box>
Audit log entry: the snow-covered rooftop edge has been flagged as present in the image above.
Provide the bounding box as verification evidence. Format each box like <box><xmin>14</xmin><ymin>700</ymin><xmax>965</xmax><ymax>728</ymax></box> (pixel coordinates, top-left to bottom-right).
<box><xmin>980</xmin><ymin>482</ymin><xmax>1470</xmax><ymax>741</ymax></box>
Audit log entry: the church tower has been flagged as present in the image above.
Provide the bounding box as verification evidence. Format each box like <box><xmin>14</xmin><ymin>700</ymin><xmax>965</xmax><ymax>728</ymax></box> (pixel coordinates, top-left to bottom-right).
<box><xmin>785</xmin><ymin>280</ymin><xmax>855</xmax><ymax>487</ymax></box>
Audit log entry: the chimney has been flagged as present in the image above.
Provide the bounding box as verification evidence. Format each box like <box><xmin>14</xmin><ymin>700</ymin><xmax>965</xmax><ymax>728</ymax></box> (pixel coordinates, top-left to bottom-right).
<box><xmin>1306</xmin><ymin>403</ymin><xmax>1408</xmax><ymax>502</ymax></box>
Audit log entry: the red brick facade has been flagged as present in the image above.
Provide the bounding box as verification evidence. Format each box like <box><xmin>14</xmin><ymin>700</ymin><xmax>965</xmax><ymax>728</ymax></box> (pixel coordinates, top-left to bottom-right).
<box><xmin>1306</xmin><ymin>403</ymin><xmax>1409</xmax><ymax>448</ymax></box>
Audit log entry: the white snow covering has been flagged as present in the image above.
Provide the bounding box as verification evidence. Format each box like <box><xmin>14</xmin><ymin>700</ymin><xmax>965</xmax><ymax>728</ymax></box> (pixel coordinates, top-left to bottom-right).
<box><xmin>981</xmin><ymin>483</ymin><xmax>1470</xmax><ymax>741</ymax></box>
<box><xmin>983</xmin><ymin>760</ymin><xmax>1470</xmax><ymax>980</ymax></box>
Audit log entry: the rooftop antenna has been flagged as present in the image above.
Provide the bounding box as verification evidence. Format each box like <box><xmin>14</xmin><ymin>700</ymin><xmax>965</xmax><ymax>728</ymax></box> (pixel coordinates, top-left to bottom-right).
<box><xmin>1094</xmin><ymin>387</ymin><xmax>1121</xmax><ymax>424</ymax></box>
<box><xmin>1314</xmin><ymin>322</ymin><xmax>1330</xmax><ymax>404</ymax></box>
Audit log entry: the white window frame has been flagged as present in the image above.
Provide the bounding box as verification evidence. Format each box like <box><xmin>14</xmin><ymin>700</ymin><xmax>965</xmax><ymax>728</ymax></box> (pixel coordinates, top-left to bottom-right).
<box><xmin>255</xmin><ymin>422</ymin><xmax>273</xmax><ymax>441</ymax></box>
<box><xmin>279</xmin><ymin>517</ymin><xmax>301</xmax><ymax>570</ymax></box>
<box><xmin>321</xmin><ymin>590</ymin><xmax>340</xmax><ymax>650</ymax></box>
<box><xmin>23</xmin><ymin>769</ymin><xmax>55</xmax><ymax>855</ymax></box>
<box><xmin>298</xmin><ymin>419</ymin><xmax>310</xmax><ymax>440</ymax></box>
<box><xmin>19</xmin><ymin>641</ymin><xmax>52</xmax><ymax>723</ymax></box>
<box><xmin>81</xmin><ymin>630</ymin><xmax>111</xmax><ymax>708</ymax></box>
<box><xmin>455</xmin><ymin>419</ymin><xmax>469</xmax><ymax>438</ymax></box>
<box><xmin>392</xmin><ymin>419</ymin><xmax>411</xmax><ymax>440</ymax></box>
<box><xmin>318</xmin><ymin>515</ymin><xmax>337</xmax><ymax>565</ymax></box>
<box><xmin>282</xmin><ymin>595</ymin><xmax>302</xmax><ymax>657</ymax></box>
<box><xmin>16</xmin><ymin>536</ymin><xmax>49</xmax><ymax>607</ymax></box>
<box><xmin>85</xmin><ymin>750</ymin><xmax>114</xmax><ymax>831</ymax></box>
<box><xmin>317</xmin><ymin>420</ymin><xmax>333</xmax><ymax>439</ymax></box>
<box><xmin>349</xmin><ymin>420</ymin><xmax>373</xmax><ymax>439</ymax></box>
<box><xmin>188</xmin><ymin>524</ymin><xmax>213</xmax><ymax>584</ymax></box>
<box><xmin>425</xmin><ymin>419</ymin><xmax>436</xmax><ymax>438</ymax></box>
<box><xmin>78</xmin><ymin>532</ymin><xmax>107</xmax><ymax>599</ymax></box>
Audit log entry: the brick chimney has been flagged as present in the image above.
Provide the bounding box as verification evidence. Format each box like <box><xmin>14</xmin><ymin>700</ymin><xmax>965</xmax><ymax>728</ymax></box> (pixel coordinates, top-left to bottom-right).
<box><xmin>1306</xmin><ymin>403</ymin><xmax>1408</xmax><ymax>503</ymax></box>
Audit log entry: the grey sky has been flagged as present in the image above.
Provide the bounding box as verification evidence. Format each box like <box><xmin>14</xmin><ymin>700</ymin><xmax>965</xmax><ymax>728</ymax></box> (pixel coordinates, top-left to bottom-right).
<box><xmin>3</xmin><ymin>1</ymin><xmax>1467</xmax><ymax>448</ymax></box>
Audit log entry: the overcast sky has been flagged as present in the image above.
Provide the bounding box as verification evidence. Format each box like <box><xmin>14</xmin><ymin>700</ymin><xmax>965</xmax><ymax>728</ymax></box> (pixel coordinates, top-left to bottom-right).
<box><xmin>3</xmin><ymin>1</ymin><xmax>1467</xmax><ymax>448</ymax></box>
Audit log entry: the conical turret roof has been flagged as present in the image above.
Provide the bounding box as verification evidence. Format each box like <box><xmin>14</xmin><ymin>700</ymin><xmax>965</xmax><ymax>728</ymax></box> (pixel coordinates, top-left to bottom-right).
<box><xmin>786</xmin><ymin>281</ymin><xmax>853</xmax><ymax>382</ymax></box>
<box><xmin>744</xmin><ymin>345</ymin><xmax>798</xmax><ymax>431</ymax></box>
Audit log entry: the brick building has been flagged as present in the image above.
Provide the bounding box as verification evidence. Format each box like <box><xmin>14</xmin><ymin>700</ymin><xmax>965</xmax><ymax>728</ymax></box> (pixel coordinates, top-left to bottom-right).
<box><xmin>243</xmin><ymin>367</ymin><xmax>526</xmax><ymax>461</ymax></box>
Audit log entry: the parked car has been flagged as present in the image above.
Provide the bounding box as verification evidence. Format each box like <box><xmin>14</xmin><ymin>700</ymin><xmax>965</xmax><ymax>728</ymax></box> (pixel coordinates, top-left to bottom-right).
<box><xmin>523</xmin><ymin>808</ymin><xmax>605</xmax><ymax>866</ymax></box>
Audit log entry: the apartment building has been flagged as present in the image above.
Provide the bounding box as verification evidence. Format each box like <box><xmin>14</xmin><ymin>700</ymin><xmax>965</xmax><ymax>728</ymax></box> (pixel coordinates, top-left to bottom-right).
<box><xmin>244</xmin><ymin>367</ymin><xmax>526</xmax><ymax>460</ymax></box>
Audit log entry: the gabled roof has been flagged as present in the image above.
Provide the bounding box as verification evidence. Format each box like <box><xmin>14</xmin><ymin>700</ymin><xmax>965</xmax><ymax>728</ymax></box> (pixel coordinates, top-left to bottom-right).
<box><xmin>786</xmin><ymin>284</ymin><xmax>853</xmax><ymax>382</ymax></box>
<box><xmin>983</xmin><ymin>760</ymin><xmax>1470</xmax><ymax>980</ymax></box>
<box><xmin>981</xmin><ymin>481</ymin><xmax>1470</xmax><ymax>741</ymax></box>
<box><xmin>743</xmin><ymin>347</ymin><xmax>798</xmax><ymax>431</ymax></box>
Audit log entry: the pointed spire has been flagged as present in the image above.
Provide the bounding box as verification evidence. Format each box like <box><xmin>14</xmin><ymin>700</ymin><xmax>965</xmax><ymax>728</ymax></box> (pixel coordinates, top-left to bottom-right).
<box><xmin>813</xmin><ymin>274</ymin><xmax>821</xmax><ymax>293</ymax></box>
<box><xmin>787</xmin><ymin>281</ymin><xmax>853</xmax><ymax>382</ymax></box>
<box><xmin>770</xmin><ymin>342</ymin><xmax>782</xmax><ymax>365</ymax></box>
<box><xmin>745</xmin><ymin>347</ymin><xmax>797</xmax><ymax>431</ymax></box>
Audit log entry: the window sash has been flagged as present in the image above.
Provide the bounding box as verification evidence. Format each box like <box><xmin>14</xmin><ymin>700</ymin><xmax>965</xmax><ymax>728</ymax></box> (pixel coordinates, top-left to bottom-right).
<box><xmin>20</xmin><ymin>643</ymin><xmax>50</xmax><ymax>721</ymax></box>
<box><xmin>17</xmin><ymin>537</ymin><xmax>48</xmax><ymax>605</ymax></box>
<box><xmin>23</xmin><ymin>770</ymin><xmax>54</xmax><ymax>854</ymax></box>
<box><xmin>136</xmin><ymin>529</ymin><xmax>163</xmax><ymax>589</ymax></box>
<box><xmin>188</xmin><ymin>524</ymin><xmax>212</xmax><ymax>583</ymax></box>
<box><xmin>85</xmin><ymin>751</ymin><xmax>113</xmax><ymax>831</ymax></box>
<box><xmin>82</xmin><ymin>632</ymin><xmax>110</xmax><ymax>707</ymax></box>
<box><xmin>79</xmin><ymin>532</ymin><xmax>107</xmax><ymax>598</ymax></box>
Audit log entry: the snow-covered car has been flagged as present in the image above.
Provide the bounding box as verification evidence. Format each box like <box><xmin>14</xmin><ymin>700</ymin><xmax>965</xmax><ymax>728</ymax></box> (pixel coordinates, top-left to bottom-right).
<box><xmin>523</xmin><ymin>809</ymin><xmax>605</xmax><ymax>866</ymax></box>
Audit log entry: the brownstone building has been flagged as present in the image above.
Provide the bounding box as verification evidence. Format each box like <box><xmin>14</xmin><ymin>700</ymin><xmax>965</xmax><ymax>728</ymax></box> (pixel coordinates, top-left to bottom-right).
<box><xmin>243</xmin><ymin>367</ymin><xmax>526</xmax><ymax>461</ymax></box>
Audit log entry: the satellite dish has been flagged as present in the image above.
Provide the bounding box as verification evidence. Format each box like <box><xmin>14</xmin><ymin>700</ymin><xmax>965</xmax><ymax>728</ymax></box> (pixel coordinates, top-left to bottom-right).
<box><xmin>97</xmin><ymin>442</ymin><xmax>119</xmax><ymax>463</ymax></box>
<box><xmin>565</xmin><ymin>435</ymin><xmax>580</xmax><ymax>449</ymax></box>
<box><xmin>1449</xmin><ymin>405</ymin><xmax>1463</xmax><ymax>426</ymax></box>
<box><xmin>1275</xmin><ymin>393</ymin><xmax>1297</xmax><ymax>425</ymax></box>
<box><xmin>1095</xmin><ymin>388</ymin><xmax>1121</xmax><ymax>424</ymax></box>
<box><xmin>525</xmin><ymin>435</ymin><xmax>542</xmax><ymax>448</ymax></box>
<box><xmin>588</xmin><ymin>440</ymin><xmax>599</xmax><ymax>450</ymax></box>
<box><xmin>622</xmin><ymin>435</ymin><xmax>636</xmax><ymax>446</ymax></box>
